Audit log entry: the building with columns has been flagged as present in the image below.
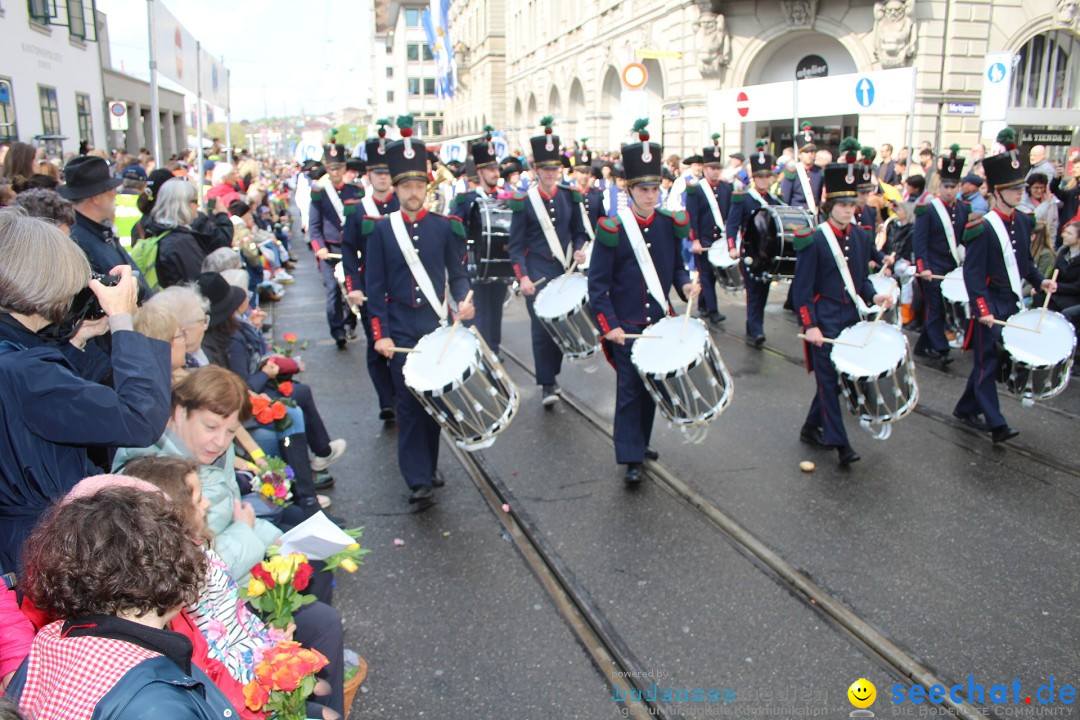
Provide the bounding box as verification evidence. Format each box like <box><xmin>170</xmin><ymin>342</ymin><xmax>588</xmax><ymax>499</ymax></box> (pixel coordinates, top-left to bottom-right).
<box><xmin>443</xmin><ymin>0</ymin><xmax>508</xmax><ymax>136</ymax></box>
<box><xmin>443</xmin><ymin>0</ymin><xmax>1078</xmax><ymax>161</ymax></box>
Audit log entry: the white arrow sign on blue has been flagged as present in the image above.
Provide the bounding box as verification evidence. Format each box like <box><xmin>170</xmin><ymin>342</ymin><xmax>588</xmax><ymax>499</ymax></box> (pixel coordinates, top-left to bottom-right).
<box><xmin>855</xmin><ymin>78</ymin><xmax>875</xmax><ymax>108</ymax></box>
<box><xmin>987</xmin><ymin>63</ymin><xmax>1006</xmax><ymax>83</ymax></box>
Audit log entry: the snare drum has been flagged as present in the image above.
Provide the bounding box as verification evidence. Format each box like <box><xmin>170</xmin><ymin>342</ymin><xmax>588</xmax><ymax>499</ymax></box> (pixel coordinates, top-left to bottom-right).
<box><xmin>707</xmin><ymin>243</ymin><xmax>739</xmax><ymax>270</ymax></box>
<box><xmin>831</xmin><ymin>321</ymin><xmax>919</xmax><ymax>439</ymax></box>
<box><xmin>403</xmin><ymin>326</ymin><xmax>519</xmax><ymax>451</ymax></box>
<box><xmin>466</xmin><ymin>194</ymin><xmax>514</xmax><ymax>280</ymax></box>
<box><xmin>939</xmin><ymin>267</ymin><xmax>970</xmax><ymax>349</ymax></box>
<box><xmin>631</xmin><ymin>316</ymin><xmax>734</xmax><ymax>426</ymax></box>
<box><xmin>867</xmin><ymin>273</ymin><xmax>901</xmax><ymax>327</ymax></box>
<box><xmin>533</xmin><ymin>273</ymin><xmax>601</xmax><ymax>360</ymax></box>
<box><xmin>741</xmin><ymin>205</ymin><xmax>815</xmax><ymax>279</ymax></box>
<box><xmin>999</xmin><ymin>309</ymin><xmax>1076</xmax><ymax>403</ymax></box>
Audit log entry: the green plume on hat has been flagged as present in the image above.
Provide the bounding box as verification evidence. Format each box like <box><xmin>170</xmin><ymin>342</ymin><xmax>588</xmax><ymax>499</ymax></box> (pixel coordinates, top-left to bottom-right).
<box><xmin>996</xmin><ymin>127</ymin><xmax>1017</xmax><ymax>148</ymax></box>
<box><xmin>839</xmin><ymin>136</ymin><xmax>860</xmax><ymax>163</ymax></box>
<box><xmin>329</xmin><ymin>128</ymin><xmax>338</xmax><ymax>139</ymax></box>
<box><xmin>396</xmin><ymin>114</ymin><xmax>414</xmax><ymax>130</ymax></box>
<box><xmin>483</xmin><ymin>125</ymin><xmax>495</xmax><ymax>133</ymax></box>
<box><xmin>756</xmin><ymin>139</ymin><xmax>767</xmax><ymax>149</ymax></box>
<box><xmin>632</xmin><ymin>119</ymin><xmax>649</xmax><ymax>133</ymax></box>
<box><xmin>539</xmin><ymin>116</ymin><xmax>554</xmax><ymax>132</ymax></box>
<box><xmin>860</xmin><ymin>145</ymin><xmax>876</xmax><ymax>163</ymax></box>
<box><xmin>949</xmin><ymin>143</ymin><xmax>961</xmax><ymax>157</ymax></box>
<box><xmin>711</xmin><ymin>133</ymin><xmax>721</xmax><ymax>143</ymax></box>
<box><xmin>376</xmin><ymin>118</ymin><xmax>390</xmax><ymax>127</ymax></box>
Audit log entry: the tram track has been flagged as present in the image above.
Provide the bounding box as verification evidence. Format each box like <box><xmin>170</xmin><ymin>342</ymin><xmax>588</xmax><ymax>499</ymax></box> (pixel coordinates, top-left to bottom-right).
<box><xmin>494</xmin><ymin>344</ymin><xmax>990</xmax><ymax>720</ymax></box>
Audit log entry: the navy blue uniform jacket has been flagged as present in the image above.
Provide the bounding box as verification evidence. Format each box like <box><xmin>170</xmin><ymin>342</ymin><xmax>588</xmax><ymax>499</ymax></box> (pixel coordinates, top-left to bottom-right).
<box><xmin>508</xmin><ymin>186</ymin><xmax>589</xmax><ymax>280</ymax></box>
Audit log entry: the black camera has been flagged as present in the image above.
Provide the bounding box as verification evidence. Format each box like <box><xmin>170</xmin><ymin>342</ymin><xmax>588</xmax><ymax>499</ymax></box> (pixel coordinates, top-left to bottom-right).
<box><xmin>38</xmin><ymin>273</ymin><xmax>121</xmax><ymax>342</ymax></box>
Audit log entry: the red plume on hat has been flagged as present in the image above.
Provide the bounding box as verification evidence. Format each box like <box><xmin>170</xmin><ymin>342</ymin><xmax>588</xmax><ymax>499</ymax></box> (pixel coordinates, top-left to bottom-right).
<box><xmin>376</xmin><ymin>118</ymin><xmax>390</xmax><ymax>155</ymax></box>
<box><xmin>711</xmin><ymin>132</ymin><xmax>722</xmax><ymax>160</ymax></box>
<box><xmin>483</xmin><ymin>124</ymin><xmax>495</xmax><ymax>154</ymax></box>
<box><xmin>580</xmin><ymin>137</ymin><xmax>590</xmax><ymax>164</ymax></box>
<box><xmin>839</xmin><ymin>137</ymin><xmax>860</xmax><ymax>183</ymax></box>
<box><xmin>997</xmin><ymin>128</ymin><xmax>1019</xmax><ymax>169</ymax></box>
<box><xmin>633</xmin><ymin>118</ymin><xmax>652</xmax><ymax>162</ymax></box>
<box><xmin>397</xmin><ymin>114</ymin><xmax>415</xmax><ymax>158</ymax></box>
<box><xmin>539</xmin><ymin>116</ymin><xmax>555</xmax><ymax>151</ymax></box>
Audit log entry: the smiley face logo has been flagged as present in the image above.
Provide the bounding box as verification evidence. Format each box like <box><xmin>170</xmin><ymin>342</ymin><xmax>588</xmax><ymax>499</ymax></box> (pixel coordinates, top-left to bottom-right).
<box><xmin>848</xmin><ymin>678</ymin><xmax>876</xmax><ymax>708</ymax></box>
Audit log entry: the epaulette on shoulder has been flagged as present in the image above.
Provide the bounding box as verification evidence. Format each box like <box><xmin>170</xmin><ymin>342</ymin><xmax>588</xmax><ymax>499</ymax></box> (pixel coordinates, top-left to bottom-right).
<box><xmin>670</xmin><ymin>209</ymin><xmax>690</xmax><ymax>240</ymax></box>
<box><xmin>961</xmin><ymin>216</ymin><xmax>985</xmax><ymax>244</ymax></box>
<box><xmin>453</xmin><ymin>192</ymin><xmax>470</xmax><ymax>207</ymax></box>
<box><xmin>596</xmin><ymin>216</ymin><xmax>621</xmax><ymax>247</ymax></box>
<box><xmin>783</xmin><ymin>167</ymin><xmax>796</xmax><ymax>181</ymax></box>
<box><xmin>448</xmin><ymin>215</ymin><xmax>465</xmax><ymax>238</ymax></box>
<box><xmin>793</xmin><ymin>226</ymin><xmax>816</xmax><ymax>252</ymax></box>
<box><xmin>571</xmin><ymin>189</ymin><xmax>584</xmax><ymax>203</ymax></box>
<box><xmin>310</xmin><ymin>187</ymin><xmax>324</xmax><ymax>199</ymax></box>
<box><xmin>361</xmin><ymin>216</ymin><xmax>379</xmax><ymax>235</ymax></box>
<box><xmin>508</xmin><ymin>192</ymin><xmax>526</xmax><ymax>212</ymax></box>
<box><xmin>914</xmin><ymin>202</ymin><xmax>929</xmax><ymax>216</ymax></box>
<box><xmin>957</xmin><ymin>198</ymin><xmax>971</xmax><ymax>207</ymax></box>
<box><xmin>731</xmin><ymin>192</ymin><xmax>745</xmax><ymax>204</ymax></box>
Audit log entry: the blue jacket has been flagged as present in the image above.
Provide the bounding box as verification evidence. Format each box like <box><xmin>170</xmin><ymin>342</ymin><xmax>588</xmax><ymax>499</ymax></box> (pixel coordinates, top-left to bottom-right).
<box><xmin>365</xmin><ymin>209</ymin><xmax>472</xmax><ymax>344</ymax></box>
<box><xmin>779</xmin><ymin>164</ymin><xmax>824</xmax><ymax>210</ymax></box>
<box><xmin>725</xmin><ymin>189</ymin><xmax>784</xmax><ymax>248</ymax></box>
<box><xmin>587</xmin><ymin>209</ymin><xmax>691</xmax><ymax>333</ymax></box>
<box><xmin>508</xmin><ymin>185</ymin><xmax>589</xmax><ymax>281</ymax></box>
<box><xmin>791</xmin><ymin>221</ymin><xmax>877</xmax><ymax>335</ymax></box>
<box><xmin>341</xmin><ymin>192</ymin><xmax>399</xmax><ymax>294</ymax></box>
<box><xmin>912</xmin><ymin>197</ymin><xmax>970</xmax><ymax>274</ymax></box>
<box><xmin>308</xmin><ymin>182</ymin><xmax>364</xmax><ymax>252</ymax></box>
<box><xmin>0</xmin><ymin>317</ymin><xmax>171</xmax><ymax>573</ymax></box>
<box><xmin>962</xmin><ymin>210</ymin><xmax>1043</xmax><ymax>319</ymax></box>
<box><xmin>685</xmin><ymin>178</ymin><xmax>733</xmax><ymax>248</ymax></box>
<box><xmin>575</xmin><ymin>185</ymin><xmax>604</xmax><ymax>231</ymax></box>
<box><xmin>71</xmin><ymin>212</ymin><xmax>152</xmax><ymax>300</ymax></box>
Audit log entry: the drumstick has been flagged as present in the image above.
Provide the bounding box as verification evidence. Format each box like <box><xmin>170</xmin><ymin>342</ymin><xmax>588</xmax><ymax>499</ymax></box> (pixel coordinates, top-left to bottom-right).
<box><xmin>324</xmin><ymin>252</ymin><xmax>343</xmax><ymax>259</ymax></box>
<box><xmin>1037</xmin><ymin>268</ymin><xmax>1060</xmax><ymax>331</ymax></box>
<box><xmin>558</xmin><ymin>258</ymin><xmax>579</xmax><ymax>290</ymax></box>
<box><xmin>621</xmin><ymin>334</ymin><xmax>660</xmax><ymax>339</ymax></box>
<box><xmin>438</xmin><ymin>289</ymin><xmax>475</xmax><ymax>362</ymax></box>
<box><xmin>389</xmin><ymin>346</ymin><xmax>420</xmax><ymax>354</ymax></box>
<box><xmin>797</xmin><ymin>333</ymin><xmax>864</xmax><ymax>348</ymax></box>
<box><xmin>532</xmin><ymin>276</ymin><xmax>549</xmax><ymax>288</ymax></box>
<box><xmin>990</xmin><ymin>318</ymin><xmax>1040</xmax><ymax>332</ymax></box>
<box><xmin>865</xmin><ymin>278</ymin><xmax>896</xmax><ymax>343</ymax></box>
<box><xmin>681</xmin><ymin>270</ymin><xmax>699</xmax><ymax>341</ymax></box>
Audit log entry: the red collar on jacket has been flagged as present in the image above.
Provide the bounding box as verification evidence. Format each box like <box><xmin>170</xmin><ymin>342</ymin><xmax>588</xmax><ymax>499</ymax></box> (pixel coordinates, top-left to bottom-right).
<box><xmin>537</xmin><ymin>185</ymin><xmax>558</xmax><ymax>201</ymax></box>
<box><xmin>401</xmin><ymin>208</ymin><xmax>428</xmax><ymax>223</ymax></box>
<box><xmin>826</xmin><ymin>219</ymin><xmax>849</xmax><ymax>238</ymax></box>
<box><xmin>632</xmin><ymin>209</ymin><xmax>655</xmax><ymax>227</ymax></box>
<box><xmin>994</xmin><ymin>207</ymin><xmax>1015</xmax><ymax>222</ymax></box>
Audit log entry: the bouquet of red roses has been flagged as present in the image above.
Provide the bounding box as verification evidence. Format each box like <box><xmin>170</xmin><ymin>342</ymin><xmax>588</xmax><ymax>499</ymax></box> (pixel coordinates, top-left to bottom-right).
<box><xmin>250</xmin><ymin>392</ymin><xmax>293</xmax><ymax>432</ymax></box>
<box><xmin>243</xmin><ymin>552</ymin><xmax>316</xmax><ymax>629</ymax></box>
<box><xmin>243</xmin><ymin>640</ymin><xmax>329</xmax><ymax>720</ymax></box>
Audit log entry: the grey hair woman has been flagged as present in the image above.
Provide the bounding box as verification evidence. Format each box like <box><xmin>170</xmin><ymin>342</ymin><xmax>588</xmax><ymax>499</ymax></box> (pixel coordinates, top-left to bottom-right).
<box><xmin>151</xmin><ymin>177</ymin><xmax>197</xmax><ymax>228</ymax></box>
<box><xmin>142</xmin><ymin>178</ymin><xmax>208</xmax><ymax>288</ymax></box>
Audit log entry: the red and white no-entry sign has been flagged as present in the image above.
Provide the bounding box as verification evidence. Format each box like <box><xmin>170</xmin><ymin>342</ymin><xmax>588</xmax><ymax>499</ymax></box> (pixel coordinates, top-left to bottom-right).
<box><xmin>736</xmin><ymin>91</ymin><xmax>750</xmax><ymax>118</ymax></box>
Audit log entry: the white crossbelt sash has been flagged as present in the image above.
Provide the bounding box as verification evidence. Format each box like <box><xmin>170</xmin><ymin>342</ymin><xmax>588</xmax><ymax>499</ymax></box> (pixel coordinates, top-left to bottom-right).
<box><xmin>361</xmin><ymin>195</ymin><xmax>381</xmax><ymax>217</ymax></box>
<box><xmin>983</xmin><ymin>212</ymin><xmax>1024</xmax><ymax>313</ymax></box>
<box><xmin>319</xmin><ymin>175</ymin><xmax>345</xmax><ymax>227</ymax></box>
<box><xmin>796</xmin><ymin>163</ymin><xmax>818</xmax><ymax>215</ymax></box>
<box><xmin>579</xmin><ymin>201</ymin><xmax>595</xmax><ymax>241</ymax></box>
<box><xmin>931</xmin><ymin>197</ymin><xmax>963</xmax><ymax>266</ymax></box>
<box><xmin>820</xmin><ymin>223</ymin><xmax>876</xmax><ymax>316</ymax></box>
<box><xmin>527</xmin><ymin>186</ymin><xmax>570</xmax><ymax>268</ymax></box>
<box><xmin>702</xmin><ymin>179</ymin><xmax>727</xmax><ymax>234</ymax></box>
<box><xmin>618</xmin><ymin>208</ymin><xmax>669</xmax><ymax>312</ymax></box>
<box><xmin>389</xmin><ymin>211</ymin><xmax>448</xmax><ymax>324</ymax></box>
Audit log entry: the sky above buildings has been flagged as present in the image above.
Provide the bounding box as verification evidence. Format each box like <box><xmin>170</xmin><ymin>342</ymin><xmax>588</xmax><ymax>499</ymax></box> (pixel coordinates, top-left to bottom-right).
<box><xmin>97</xmin><ymin>0</ymin><xmax>372</xmax><ymax>121</ymax></box>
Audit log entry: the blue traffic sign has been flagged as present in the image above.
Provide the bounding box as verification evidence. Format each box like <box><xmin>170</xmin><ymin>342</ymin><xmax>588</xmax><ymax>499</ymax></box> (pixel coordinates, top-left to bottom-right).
<box><xmin>0</xmin><ymin>84</ymin><xmax>9</xmax><ymax>104</ymax></box>
<box><xmin>855</xmin><ymin>78</ymin><xmax>875</xmax><ymax>108</ymax></box>
<box><xmin>988</xmin><ymin>63</ymin><xmax>1006</xmax><ymax>83</ymax></box>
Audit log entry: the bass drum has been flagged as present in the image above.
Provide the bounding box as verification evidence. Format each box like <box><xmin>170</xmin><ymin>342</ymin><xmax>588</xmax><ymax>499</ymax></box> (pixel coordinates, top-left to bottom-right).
<box><xmin>466</xmin><ymin>195</ymin><xmax>515</xmax><ymax>280</ymax></box>
<box><xmin>740</xmin><ymin>205</ymin><xmax>815</xmax><ymax>279</ymax></box>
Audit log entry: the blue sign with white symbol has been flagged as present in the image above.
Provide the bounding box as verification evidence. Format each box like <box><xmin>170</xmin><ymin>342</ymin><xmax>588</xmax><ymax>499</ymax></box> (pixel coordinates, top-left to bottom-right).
<box><xmin>855</xmin><ymin>78</ymin><xmax>875</xmax><ymax>108</ymax></box>
<box><xmin>0</xmin><ymin>84</ymin><xmax>9</xmax><ymax>104</ymax></box>
<box><xmin>987</xmin><ymin>63</ymin><xmax>1006</xmax><ymax>83</ymax></box>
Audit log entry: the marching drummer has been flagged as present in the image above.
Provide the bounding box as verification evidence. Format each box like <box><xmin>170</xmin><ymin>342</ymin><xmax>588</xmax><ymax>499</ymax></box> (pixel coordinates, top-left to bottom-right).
<box><xmin>953</xmin><ymin>128</ymin><xmax>1056</xmax><ymax>443</ymax></box>
<box><xmin>310</xmin><ymin>132</ymin><xmax>364</xmax><ymax>350</ymax></box>
<box><xmin>793</xmin><ymin>138</ymin><xmax>895</xmax><ymax>466</ymax></box>
<box><xmin>912</xmin><ymin>144</ymin><xmax>969</xmax><ymax>367</ymax></box>
<box><xmin>342</xmin><ymin>120</ymin><xmax>401</xmax><ymax>422</ymax></box>
<box><xmin>508</xmin><ymin>117</ymin><xmax>589</xmax><ymax>408</ymax></box>
<box><xmin>449</xmin><ymin>128</ymin><xmax>511</xmax><ymax>356</ymax></box>
<box><xmin>587</xmin><ymin>119</ymin><xmax>700</xmax><ymax>486</ymax></box>
<box><xmin>685</xmin><ymin>132</ymin><xmax>731</xmax><ymax>326</ymax></box>
<box><xmin>725</xmin><ymin>140</ymin><xmax>784</xmax><ymax>346</ymax></box>
<box><xmin>780</xmin><ymin>123</ymin><xmax>824</xmax><ymax>216</ymax></box>
<box><xmin>366</xmin><ymin>116</ymin><xmax>475</xmax><ymax>509</ymax></box>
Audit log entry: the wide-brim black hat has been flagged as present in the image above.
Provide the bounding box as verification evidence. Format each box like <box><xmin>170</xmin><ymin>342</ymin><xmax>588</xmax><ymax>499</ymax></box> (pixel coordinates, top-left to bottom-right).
<box><xmin>197</xmin><ymin>271</ymin><xmax>247</xmax><ymax>327</ymax></box>
<box><xmin>346</xmin><ymin>158</ymin><xmax>366</xmax><ymax>174</ymax></box>
<box><xmin>59</xmin><ymin>156</ymin><xmax>123</xmax><ymax>201</ymax></box>
<box><xmin>499</xmin><ymin>159</ymin><xmax>523</xmax><ymax>180</ymax></box>
<box><xmin>682</xmin><ymin>155</ymin><xmax>705</xmax><ymax>166</ymax></box>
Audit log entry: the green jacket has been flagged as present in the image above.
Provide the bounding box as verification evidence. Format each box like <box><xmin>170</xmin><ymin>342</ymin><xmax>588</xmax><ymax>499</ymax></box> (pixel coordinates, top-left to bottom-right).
<box><xmin>114</xmin><ymin>429</ymin><xmax>280</xmax><ymax>580</ymax></box>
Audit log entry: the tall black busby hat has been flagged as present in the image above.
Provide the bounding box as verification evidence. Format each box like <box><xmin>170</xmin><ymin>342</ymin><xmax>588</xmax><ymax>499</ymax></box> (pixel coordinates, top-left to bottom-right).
<box><xmin>938</xmin><ymin>144</ymin><xmax>966</xmax><ymax>185</ymax></box>
<box><xmin>364</xmin><ymin>118</ymin><xmax>392</xmax><ymax>171</ymax></box>
<box><xmin>385</xmin><ymin>115</ymin><xmax>428</xmax><ymax>185</ymax></box>
<box><xmin>530</xmin><ymin>116</ymin><xmax>562</xmax><ymax>168</ymax></box>
<box><xmin>471</xmin><ymin>125</ymin><xmax>499</xmax><ymax>168</ymax></box>
<box><xmin>621</xmin><ymin>119</ymin><xmax>662</xmax><ymax>187</ymax></box>
<box><xmin>323</xmin><ymin>129</ymin><xmax>347</xmax><ymax>168</ymax></box>
<box><xmin>798</xmin><ymin>122</ymin><xmax>817</xmax><ymax>154</ymax></box>
<box><xmin>823</xmin><ymin>137</ymin><xmax>862</xmax><ymax>201</ymax></box>
<box><xmin>750</xmin><ymin>139</ymin><xmax>773</xmax><ymax>177</ymax></box>
<box><xmin>703</xmin><ymin>133</ymin><xmax>724</xmax><ymax>166</ymax></box>
<box><xmin>982</xmin><ymin>128</ymin><xmax>1025</xmax><ymax>191</ymax></box>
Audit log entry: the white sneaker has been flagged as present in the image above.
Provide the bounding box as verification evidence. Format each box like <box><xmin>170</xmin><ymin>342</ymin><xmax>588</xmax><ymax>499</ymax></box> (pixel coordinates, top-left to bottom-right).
<box><xmin>311</xmin><ymin>438</ymin><xmax>347</xmax><ymax>472</ymax></box>
<box><xmin>317</xmin><ymin>494</ymin><xmax>332</xmax><ymax>509</ymax></box>
<box><xmin>274</xmin><ymin>269</ymin><xmax>294</xmax><ymax>284</ymax></box>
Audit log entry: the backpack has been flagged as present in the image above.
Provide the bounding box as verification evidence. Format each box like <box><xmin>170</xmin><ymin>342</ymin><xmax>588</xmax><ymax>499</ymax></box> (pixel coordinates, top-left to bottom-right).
<box><xmin>128</xmin><ymin>230</ymin><xmax>171</xmax><ymax>291</ymax></box>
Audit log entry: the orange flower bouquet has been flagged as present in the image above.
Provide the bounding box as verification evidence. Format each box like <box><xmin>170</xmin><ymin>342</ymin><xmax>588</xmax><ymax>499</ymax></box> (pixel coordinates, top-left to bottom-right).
<box><xmin>250</xmin><ymin>391</ymin><xmax>294</xmax><ymax>432</ymax></box>
<box><xmin>243</xmin><ymin>640</ymin><xmax>329</xmax><ymax>720</ymax></box>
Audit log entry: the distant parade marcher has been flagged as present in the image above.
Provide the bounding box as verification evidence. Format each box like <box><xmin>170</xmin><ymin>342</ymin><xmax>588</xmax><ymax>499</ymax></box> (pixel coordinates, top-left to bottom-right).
<box><xmin>508</xmin><ymin>117</ymin><xmax>589</xmax><ymax>407</ymax></box>
<box><xmin>366</xmin><ymin>117</ymin><xmax>475</xmax><ymax>508</ymax></box>
<box><xmin>953</xmin><ymin>128</ymin><xmax>1057</xmax><ymax>443</ymax></box>
<box><xmin>781</xmin><ymin>122</ymin><xmax>824</xmax><ymax>216</ymax></box>
<box><xmin>726</xmin><ymin>141</ymin><xmax>784</xmax><ymax>345</ymax></box>
<box><xmin>499</xmin><ymin>158</ymin><xmax>525</xmax><ymax>197</ymax></box>
<box><xmin>685</xmin><ymin>133</ymin><xmax>732</xmax><ymax>326</ymax></box>
<box><xmin>449</xmin><ymin>127</ymin><xmax>512</xmax><ymax>355</ymax></box>
<box><xmin>913</xmin><ymin>144</ymin><xmax>970</xmax><ymax>366</ymax></box>
<box><xmin>856</xmin><ymin>146</ymin><xmax>890</xmax><ymax>273</ymax></box>
<box><xmin>588</xmin><ymin>119</ymin><xmax>699</xmax><ymax>485</ymax></box>
<box><xmin>342</xmin><ymin>122</ymin><xmax>400</xmax><ymax>421</ymax></box>
<box><xmin>793</xmin><ymin>138</ymin><xmax>895</xmax><ymax>466</ymax></box>
<box><xmin>667</xmin><ymin>154</ymin><xmax>703</xmax><ymax>211</ymax></box>
<box><xmin>309</xmin><ymin>131</ymin><xmax>362</xmax><ymax>349</ymax></box>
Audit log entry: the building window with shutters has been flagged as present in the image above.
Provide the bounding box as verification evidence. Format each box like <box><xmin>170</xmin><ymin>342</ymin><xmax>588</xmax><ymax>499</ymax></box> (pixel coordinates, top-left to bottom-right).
<box><xmin>76</xmin><ymin>93</ymin><xmax>93</xmax><ymax>144</ymax></box>
<box><xmin>39</xmin><ymin>86</ymin><xmax>61</xmax><ymax>134</ymax></box>
<box><xmin>68</xmin><ymin>0</ymin><xmax>87</xmax><ymax>39</ymax></box>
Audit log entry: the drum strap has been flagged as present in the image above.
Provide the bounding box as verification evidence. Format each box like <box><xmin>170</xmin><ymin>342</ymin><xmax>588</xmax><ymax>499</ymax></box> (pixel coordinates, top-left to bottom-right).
<box><xmin>702</xmin><ymin>179</ymin><xmax>726</xmax><ymax>233</ymax></box>
<box><xmin>527</xmin><ymin>186</ymin><xmax>570</xmax><ymax>269</ymax></box>
<box><xmin>320</xmin><ymin>175</ymin><xmax>346</xmax><ymax>227</ymax></box>
<box><xmin>931</xmin><ymin>197</ymin><xmax>963</xmax><ymax>266</ymax></box>
<box><xmin>361</xmin><ymin>195</ymin><xmax>381</xmax><ymax>217</ymax></box>
<box><xmin>795</xmin><ymin>164</ymin><xmax>818</xmax><ymax>215</ymax></box>
<box><xmin>618</xmin><ymin>207</ymin><xmax>670</xmax><ymax>312</ymax></box>
<box><xmin>820</xmin><ymin>223</ymin><xmax>876</xmax><ymax>317</ymax></box>
<box><xmin>983</xmin><ymin>212</ymin><xmax>1024</xmax><ymax>313</ymax></box>
<box><xmin>389</xmin><ymin>211</ymin><xmax>448</xmax><ymax>324</ymax></box>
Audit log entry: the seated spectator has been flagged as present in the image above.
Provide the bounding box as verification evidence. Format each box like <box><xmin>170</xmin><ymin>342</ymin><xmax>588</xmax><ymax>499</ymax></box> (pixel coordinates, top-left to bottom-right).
<box><xmin>124</xmin><ymin>456</ymin><xmax>344</xmax><ymax>719</ymax></box>
<box><xmin>202</xmin><ymin>247</ymin><xmax>244</xmax><ymax>274</ymax></box>
<box><xmin>146</xmin><ymin>284</ymin><xmax>211</xmax><ymax>368</ymax></box>
<box><xmin>1</xmin><ymin>577</ymin><xmax>33</xmax><ymax>692</ymax></box>
<box><xmin>0</xmin><ymin>210</ymin><xmax>171</xmax><ymax>572</ymax></box>
<box><xmin>132</xmin><ymin>168</ymin><xmax>176</xmax><ymax>244</ymax></box>
<box><xmin>207</xmin><ymin>162</ymin><xmax>242</xmax><ymax>209</ymax></box>
<box><xmin>1024</xmin><ymin>173</ymin><xmax>1061</xmax><ymax>242</ymax></box>
<box><xmin>143</xmin><ymin>178</ymin><xmax>209</xmax><ymax>288</ymax></box>
<box><xmin>1026</xmin><ymin>222</ymin><xmax>1056</xmax><ymax>300</ymax></box>
<box><xmin>7</xmin><ymin>483</ymin><xmax>236</xmax><ymax>719</ymax></box>
<box><xmin>134</xmin><ymin>302</ymin><xmax>189</xmax><ymax>383</ymax></box>
<box><xmin>9</xmin><ymin>188</ymin><xmax>75</xmax><ymax>233</ymax></box>
<box><xmin>1038</xmin><ymin>221</ymin><xmax>1080</xmax><ymax>332</ymax></box>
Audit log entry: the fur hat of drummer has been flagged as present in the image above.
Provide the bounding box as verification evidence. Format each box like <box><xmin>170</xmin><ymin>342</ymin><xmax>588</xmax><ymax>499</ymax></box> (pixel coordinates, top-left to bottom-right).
<box><xmin>621</xmin><ymin>119</ymin><xmax>663</xmax><ymax>187</ymax></box>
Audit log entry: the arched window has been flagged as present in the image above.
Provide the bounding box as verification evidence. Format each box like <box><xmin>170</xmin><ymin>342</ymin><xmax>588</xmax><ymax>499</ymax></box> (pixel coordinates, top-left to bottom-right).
<box><xmin>1010</xmin><ymin>29</ymin><xmax>1079</xmax><ymax>111</ymax></box>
